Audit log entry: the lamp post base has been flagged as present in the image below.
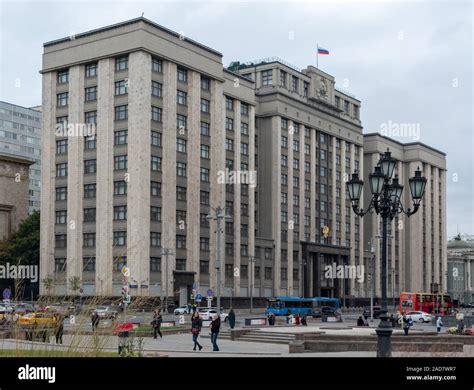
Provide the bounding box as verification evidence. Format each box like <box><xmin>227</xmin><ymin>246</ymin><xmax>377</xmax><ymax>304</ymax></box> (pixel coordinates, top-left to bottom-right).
<box><xmin>375</xmin><ymin>315</ymin><xmax>393</xmax><ymax>357</ymax></box>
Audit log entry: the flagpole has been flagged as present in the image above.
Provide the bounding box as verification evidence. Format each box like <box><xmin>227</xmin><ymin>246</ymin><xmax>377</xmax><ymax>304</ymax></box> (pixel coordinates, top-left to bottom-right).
<box><xmin>316</xmin><ymin>44</ymin><xmax>319</xmax><ymax>68</ymax></box>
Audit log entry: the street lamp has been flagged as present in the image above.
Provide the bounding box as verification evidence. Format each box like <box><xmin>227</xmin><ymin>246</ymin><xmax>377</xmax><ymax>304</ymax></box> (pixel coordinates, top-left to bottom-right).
<box><xmin>346</xmin><ymin>148</ymin><xmax>426</xmax><ymax>357</ymax></box>
<box><xmin>160</xmin><ymin>248</ymin><xmax>173</xmax><ymax>314</ymax></box>
<box><xmin>206</xmin><ymin>206</ymin><xmax>232</xmax><ymax>312</ymax></box>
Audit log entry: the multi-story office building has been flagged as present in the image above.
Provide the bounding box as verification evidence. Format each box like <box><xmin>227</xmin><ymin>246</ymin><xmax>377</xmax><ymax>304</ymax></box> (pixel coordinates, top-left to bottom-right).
<box><xmin>40</xmin><ymin>18</ymin><xmax>256</xmax><ymax>303</ymax></box>
<box><xmin>447</xmin><ymin>234</ymin><xmax>474</xmax><ymax>304</ymax></box>
<box><xmin>0</xmin><ymin>102</ymin><xmax>42</xmax><ymax>213</ymax></box>
<box><xmin>229</xmin><ymin>59</ymin><xmax>365</xmax><ymax>301</ymax></box>
<box><xmin>363</xmin><ymin>133</ymin><xmax>447</xmax><ymax>301</ymax></box>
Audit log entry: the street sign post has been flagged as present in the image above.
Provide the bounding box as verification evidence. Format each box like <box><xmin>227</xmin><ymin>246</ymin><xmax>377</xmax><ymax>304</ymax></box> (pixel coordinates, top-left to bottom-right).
<box><xmin>207</xmin><ymin>297</ymin><xmax>212</xmax><ymax>308</ymax></box>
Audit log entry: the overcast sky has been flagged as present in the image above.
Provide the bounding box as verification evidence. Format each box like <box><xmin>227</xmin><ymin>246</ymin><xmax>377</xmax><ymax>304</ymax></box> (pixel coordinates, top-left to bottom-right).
<box><xmin>0</xmin><ymin>0</ymin><xmax>472</xmax><ymax>238</ymax></box>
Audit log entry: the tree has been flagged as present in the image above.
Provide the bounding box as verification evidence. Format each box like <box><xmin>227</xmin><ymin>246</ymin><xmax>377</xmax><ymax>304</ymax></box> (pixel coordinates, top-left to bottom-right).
<box><xmin>41</xmin><ymin>275</ymin><xmax>55</xmax><ymax>296</ymax></box>
<box><xmin>68</xmin><ymin>276</ymin><xmax>82</xmax><ymax>296</ymax></box>
<box><xmin>0</xmin><ymin>211</ymin><xmax>40</xmax><ymax>266</ymax></box>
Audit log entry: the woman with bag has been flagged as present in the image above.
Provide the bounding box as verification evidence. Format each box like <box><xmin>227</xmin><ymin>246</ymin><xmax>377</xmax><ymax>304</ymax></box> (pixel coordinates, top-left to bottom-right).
<box><xmin>191</xmin><ymin>312</ymin><xmax>203</xmax><ymax>351</ymax></box>
<box><xmin>151</xmin><ymin>309</ymin><xmax>163</xmax><ymax>339</ymax></box>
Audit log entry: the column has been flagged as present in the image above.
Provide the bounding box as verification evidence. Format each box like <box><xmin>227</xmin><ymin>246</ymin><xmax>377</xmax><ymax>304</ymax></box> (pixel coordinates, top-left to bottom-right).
<box><xmin>127</xmin><ymin>51</ymin><xmax>151</xmax><ymax>296</ymax></box>
<box><xmin>286</xmin><ymin>120</ymin><xmax>294</xmax><ymax>296</ymax></box>
<box><xmin>40</xmin><ymin>72</ymin><xmax>56</xmax><ymax>294</ymax></box>
<box><xmin>96</xmin><ymin>58</ymin><xmax>114</xmax><ymax>295</ymax></box>
<box><xmin>272</xmin><ymin>116</ymin><xmax>282</xmax><ymax>296</ymax></box>
<box><xmin>233</xmin><ymin>100</ymin><xmax>242</xmax><ymax>296</ymax></box>
<box><xmin>248</xmin><ymin>105</ymin><xmax>256</xmax><ymax>297</ymax></box>
<box><xmin>66</xmin><ymin>65</ymin><xmax>84</xmax><ymax>290</ymax></box>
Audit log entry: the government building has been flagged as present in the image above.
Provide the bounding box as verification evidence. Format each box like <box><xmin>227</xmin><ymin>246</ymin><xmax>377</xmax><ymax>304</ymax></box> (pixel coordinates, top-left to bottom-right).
<box><xmin>39</xmin><ymin>17</ymin><xmax>447</xmax><ymax>306</ymax></box>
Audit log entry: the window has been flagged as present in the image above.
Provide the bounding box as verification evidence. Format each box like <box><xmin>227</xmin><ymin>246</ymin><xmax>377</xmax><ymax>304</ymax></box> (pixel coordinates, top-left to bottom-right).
<box><xmin>281</xmin><ymin>155</ymin><xmax>287</xmax><ymax>167</ymax></box>
<box><xmin>241</xmin><ymin>244</ymin><xmax>248</xmax><ymax>256</ymax></box>
<box><xmin>177</xmin><ymin>210</ymin><xmax>187</xmax><ymax>226</ymax></box>
<box><xmin>150</xmin><ymin>257</ymin><xmax>161</xmax><ymax>272</ymax></box>
<box><xmin>115</xmin><ymin>56</ymin><xmax>128</xmax><ymax>71</ymax></box>
<box><xmin>115</xmin><ymin>130</ymin><xmax>128</xmax><ymax>145</ymax></box>
<box><xmin>84</xmin><ymin>183</ymin><xmax>96</xmax><ymax>198</ymax></box>
<box><xmin>225</xmin><ymin>117</ymin><xmax>234</xmax><ymax>131</ymax></box>
<box><xmin>320</xmin><ymin>133</ymin><xmax>326</xmax><ymax>143</ymax></box>
<box><xmin>201</xmin><ymin>98</ymin><xmax>210</xmax><ymax>113</ymax></box>
<box><xmin>281</xmin><ymin>174</ymin><xmax>288</xmax><ymax>186</ymax></box>
<box><xmin>56</xmin><ymin>187</ymin><xmax>67</xmax><ymax>201</ymax></box>
<box><xmin>201</xmin><ymin>144</ymin><xmax>210</xmax><ymax>159</ymax></box>
<box><xmin>176</xmin><ymin>162</ymin><xmax>187</xmax><ymax>177</ymax></box>
<box><xmin>176</xmin><ymin>235</ymin><xmax>186</xmax><ymax>249</ymax></box>
<box><xmin>261</xmin><ymin>70</ymin><xmax>272</xmax><ymax>86</ymax></box>
<box><xmin>151</xmin><ymin>156</ymin><xmax>161</xmax><ymax>171</ymax></box>
<box><xmin>305</xmin><ymin>197</ymin><xmax>310</xmax><ymax>209</ymax></box>
<box><xmin>55</xmin><ymin>210</ymin><xmax>67</xmax><ymax>224</ymax></box>
<box><xmin>150</xmin><ymin>232</ymin><xmax>161</xmax><ymax>247</ymax></box>
<box><xmin>200</xmin><ymin>261</ymin><xmax>209</xmax><ymax>274</ymax></box>
<box><xmin>335</xmin><ymin>96</ymin><xmax>341</xmax><ymax>108</ymax></box>
<box><xmin>200</xmin><ymin>167</ymin><xmax>210</xmax><ymax>182</ymax></box>
<box><xmin>115</xmin><ymin>80</ymin><xmax>128</xmax><ymax>95</ymax></box>
<box><xmin>226</xmin><ymin>97</ymin><xmax>233</xmax><ymax>111</ymax></box>
<box><xmin>200</xmin><ymin>191</ymin><xmax>209</xmax><ymax>205</ymax></box>
<box><xmin>241</xmin><ymin>103</ymin><xmax>249</xmax><ymax>116</ymax></box>
<box><xmin>56</xmin><ymin>139</ymin><xmax>68</xmax><ymax>154</ymax></box>
<box><xmin>83</xmin><ymin>257</ymin><xmax>96</xmax><ymax>272</ymax></box>
<box><xmin>281</xmin><ymin>118</ymin><xmax>288</xmax><ymax>129</ymax></box>
<box><xmin>55</xmin><ymin>235</ymin><xmax>67</xmax><ymax>249</ymax></box>
<box><xmin>83</xmin><ymin>233</ymin><xmax>96</xmax><ymax>247</ymax></box>
<box><xmin>281</xmin><ymin>268</ymin><xmax>287</xmax><ymax>282</ymax></box>
<box><xmin>293</xmin><ymin>177</ymin><xmax>299</xmax><ymax>188</ymax></box>
<box><xmin>113</xmin><ymin>231</ymin><xmax>127</xmax><ymax>246</ymax></box>
<box><xmin>177</xmin><ymin>67</ymin><xmax>187</xmax><ymax>82</ymax></box>
<box><xmin>241</xmin><ymin>122</ymin><xmax>249</xmax><ymax>135</ymax></box>
<box><xmin>84</xmin><ymin>208</ymin><xmax>96</xmax><ymax>222</ymax></box>
<box><xmin>114</xmin><ymin>180</ymin><xmax>127</xmax><ymax>196</ymax></box>
<box><xmin>177</xmin><ymin>90</ymin><xmax>187</xmax><ymax>105</ymax></box>
<box><xmin>320</xmin><ymin>166</ymin><xmax>326</xmax><ymax>177</ymax></box>
<box><xmin>85</xmin><ymin>111</ymin><xmax>97</xmax><ymax>124</ymax></box>
<box><xmin>151</xmin><ymin>206</ymin><xmax>161</xmax><ymax>222</ymax></box>
<box><xmin>114</xmin><ymin>155</ymin><xmax>127</xmax><ymax>170</ymax></box>
<box><xmin>201</xmin><ymin>213</ymin><xmax>210</xmax><ymax>227</ymax></box>
<box><xmin>280</xmin><ymin>70</ymin><xmax>287</xmax><ymax>87</ymax></box>
<box><xmin>54</xmin><ymin>257</ymin><xmax>66</xmax><ymax>272</ymax></box>
<box><xmin>57</xmin><ymin>70</ymin><xmax>69</xmax><ymax>84</ymax></box>
<box><xmin>177</xmin><ymin>114</ymin><xmax>187</xmax><ymax>130</ymax></box>
<box><xmin>57</xmin><ymin>93</ymin><xmax>68</xmax><ymax>107</ymax></box>
<box><xmin>56</xmin><ymin>163</ymin><xmax>67</xmax><ymax>177</ymax></box>
<box><xmin>265</xmin><ymin>267</ymin><xmax>272</xmax><ymax>280</ymax></box>
<box><xmin>200</xmin><ymin>237</ymin><xmax>210</xmax><ymax>251</ymax></box>
<box><xmin>304</xmin><ymin>180</ymin><xmax>310</xmax><ymax>191</ymax></box>
<box><xmin>152</xmin><ymin>57</ymin><xmax>162</xmax><ymax>73</ymax></box>
<box><xmin>321</xmin><ymin>183</ymin><xmax>327</xmax><ymax>194</ymax></box>
<box><xmin>114</xmin><ymin>205</ymin><xmax>127</xmax><ymax>220</ymax></box>
<box><xmin>176</xmin><ymin>186</ymin><xmax>186</xmax><ymax>201</ymax></box>
<box><xmin>241</xmin><ymin>143</ymin><xmax>249</xmax><ymax>156</ymax></box>
<box><xmin>265</xmin><ymin>248</ymin><xmax>272</xmax><ymax>259</ymax></box>
<box><xmin>151</xmin><ymin>181</ymin><xmax>161</xmax><ymax>196</ymax></box>
<box><xmin>200</xmin><ymin>122</ymin><xmax>210</xmax><ymax>136</ymax></box>
<box><xmin>84</xmin><ymin>159</ymin><xmax>97</xmax><ymax>174</ymax></box>
<box><xmin>83</xmin><ymin>136</ymin><xmax>96</xmax><ymax>151</ymax></box>
<box><xmin>353</xmin><ymin>105</ymin><xmax>359</xmax><ymax>119</ymax></box>
<box><xmin>303</xmin><ymin>81</ymin><xmax>309</xmax><ymax>97</ymax></box>
<box><xmin>320</xmin><ymin>201</ymin><xmax>326</xmax><ymax>212</ymax></box>
<box><xmin>255</xmin><ymin>266</ymin><xmax>261</xmax><ymax>279</ymax></box>
<box><xmin>281</xmin><ymin>192</ymin><xmax>288</xmax><ymax>204</ymax></box>
<box><xmin>293</xmin><ymin>158</ymin><xmax>299</xmax><ymax>170</ymax></box>
<box><xmin>175</xmin><ymin>259</ymin><xmax>185</xmax><ymax>271</ymax></box>
<box><xmin>281</xmin><ymin>135</ymin><xmax>288</xmax><ymax>148</ymax></box>
<box><xmin>321</xmin><ymin>150</ymin><xmax>326</xmax><ymax>160</ymax></box>
<box><xmin>152</xmin><ymin>81</ymin><xmax>162</xmax><ymax>97</ymax></box>
<box><xmin>85</xmin><ymin>63</ymin><xmax>98</xmax><ymax>78</ymax></box>
<box><xmin>291</xmin><ymin>76</ymin><xmax>298</xmax><ymax>92</ymax></box>
<box><xmin>225</xmin><ymin>138</ymin><xmax>234</xmax><ymax>151</ymax></box>
<box><xmin>225</xmin><ymin>244</ymin><xmax>234</xmax><ymax>256</ymax></box>
<box><xmin>304</xmin><ymin>161</ymin><xmax>311</xmax><ymax>173</ymax></box>
<box><xmin>344</xmin><ymin>100</ymin><xmax>350</xmax><ymax>114</ymax></box>
<box><xmin>151</xmin><ymin>106</ymin><xmax>162</xmax><ymax>122</ymax></box>
<box><xmin>85</xmin><ymin>86</ymin><xmax>97</xmax><ymax>101</ymax></box>
<box><xmin>177</xmin><ymin>138</ymin><xmax>187</xmax><ymax>153</ymax></box>
<box><xmin>201</xmin><ymin>76</ymin><xmax>210</xmax><ymax>90</ymax></box>
<box><xmin>115</xmin><ymin>105</ymin><xmax>128</xmax><ymax>120</ymax></box>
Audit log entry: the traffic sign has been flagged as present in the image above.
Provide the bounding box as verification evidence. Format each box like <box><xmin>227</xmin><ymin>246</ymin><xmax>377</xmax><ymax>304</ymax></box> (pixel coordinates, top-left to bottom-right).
<box><xmin>195</xmin><ymin>293</ymin><xmax>202</xmax><ymax>303</ymax></box>
<box><xmin>79</xmin><ymin>288</ymin><xmax>84</xmax><ymax>296</ymax></box>
<box><xmin>121</xmin><ymin>266</ymin><xmax>130</xmax><ymax>277</ymax></box>
<box><xmin>3</xmin><ymin>288</ymin><xmax>11</xmax><ymax>300</ymax></box>
<box><xmin>207</xmin><ymin>289</ymin><xmax>213</xmax><ymax>297</ymax></box>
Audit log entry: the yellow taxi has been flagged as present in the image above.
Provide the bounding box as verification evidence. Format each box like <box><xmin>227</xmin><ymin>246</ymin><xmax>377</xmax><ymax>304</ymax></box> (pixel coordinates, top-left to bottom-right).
<box><xmin>17</xmin><ymin>312</ymin><xmax>58</xmax><ymax>328</ymax></box>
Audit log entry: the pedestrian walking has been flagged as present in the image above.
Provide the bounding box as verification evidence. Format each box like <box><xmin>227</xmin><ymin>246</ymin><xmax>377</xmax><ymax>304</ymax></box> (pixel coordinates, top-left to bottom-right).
<box><xmin>55</xmin><ymin>314</ymin><xmax>64</xmax><ymax>344</ymax></box>
<box><xmin>228</xmin><ymin>308</ymin><xmax>236</xmax><ymax>329</ymax></box>
<box><xmin>389</xmin><ymin>314</ymin><xmax>396</xmax><ymax>328</ymax></box>
<box><xmin>187</xmin><ymin>303</ymin><xmax>192</xmax><ymax>314</ymax></box>
<box><xmin>403</xmin><ymin>314</ymin><xmax>412</xmax><ymax>336</ymax></box>
<box><xmin>268</xmin><ymin>313</ymin><xmax>276</xmax><ymax>326</ymax></box>
<box><xmin>152</xmin><ymin>309</ymin><xmax>163</xmax><ymax>339</ymax></box>
<box><xmin>192</xmin><ymin>303</ymin><xmax>197</xmax><ymax>313</ymax></box>
<box><xmin>210</xmin><ymin>313</ymin><xmax>221</xmax><ymax>351</ymax></box>
<box><xmin>191</xmin><ymin>312</ymin><xmax>203</xmax><ymax>351</ymax></box>
<box><xmin>301</xmin><ymin>314</ymin><xmax>308</xmax><ymax>326</ymax></box>
<box><xmin>436</xmin><ymin>316</ymin><xmax>443</xmax><ymax>334</ymax></box>
<box><xmin>91</xmin><ymin>312</ymin><xmax>100</xmax><ymax>331</ymax></box>
<box><xmin>295</xmin><ymin>313</ymin><xmax>301</xmax><ymax>325</ymax></box>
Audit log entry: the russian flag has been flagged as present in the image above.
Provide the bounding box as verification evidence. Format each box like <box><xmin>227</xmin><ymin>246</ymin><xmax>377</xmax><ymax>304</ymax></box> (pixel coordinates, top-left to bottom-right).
<box><xmin>317</xmin><ymin>47</ymin><xmax>329</xmax><ymax>55</ymax></box>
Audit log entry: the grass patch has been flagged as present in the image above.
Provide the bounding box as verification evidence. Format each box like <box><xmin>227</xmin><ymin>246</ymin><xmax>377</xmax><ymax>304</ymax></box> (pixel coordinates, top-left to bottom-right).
<box><xmin>129</xmin><ymin>325</ymin><xmax>185</xmax><ymax>334</ymax></box>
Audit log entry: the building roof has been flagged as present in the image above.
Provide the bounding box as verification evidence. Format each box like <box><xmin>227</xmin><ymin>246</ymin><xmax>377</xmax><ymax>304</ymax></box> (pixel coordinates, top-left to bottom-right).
<box><xmin>0</xmin><ymin>152</ymin><xmax>36</xmax><ymax>166</ymax></box>
<box><xmin>447</xmin><ymin>234</ymin><xmax>474</xmax><ymax>249</ymax></box>
<box><xmin>43</xmin><ymin>17</ymin><xmax>223</xmax><ymax>57</ymax></box>
<box><xmin>364</xmin><ymin>132</ymin><xmax>446</xmax><ymax>156</ymax></box>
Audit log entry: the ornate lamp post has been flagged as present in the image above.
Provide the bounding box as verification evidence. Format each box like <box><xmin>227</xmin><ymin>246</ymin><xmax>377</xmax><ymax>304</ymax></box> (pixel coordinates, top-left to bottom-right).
<box><xmin>346</xmin><ymin>148</ymin><xmax>427</xmax><ymax>357</ymax></box>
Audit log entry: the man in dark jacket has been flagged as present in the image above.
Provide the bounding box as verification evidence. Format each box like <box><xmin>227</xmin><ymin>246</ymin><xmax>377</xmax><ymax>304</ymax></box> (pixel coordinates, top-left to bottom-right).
<box><xmin>210</xmin><ymin>314</ymin><xmax>221</xmax><ymax>351</ymax></box>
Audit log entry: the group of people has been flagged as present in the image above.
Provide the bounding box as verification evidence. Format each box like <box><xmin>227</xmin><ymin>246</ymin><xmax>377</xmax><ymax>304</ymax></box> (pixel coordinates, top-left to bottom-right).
<box><xmin>286</xmin><ymin>313</ymin><xmax>308</xmax><ymax>326</ymax></box>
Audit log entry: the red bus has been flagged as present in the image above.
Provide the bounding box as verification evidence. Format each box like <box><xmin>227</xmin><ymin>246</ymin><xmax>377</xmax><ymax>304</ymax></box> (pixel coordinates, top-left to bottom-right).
<box><xmin>399</xmin><ymin>292</ymin><xmax>452</xmax><ymax>315</ymax></box>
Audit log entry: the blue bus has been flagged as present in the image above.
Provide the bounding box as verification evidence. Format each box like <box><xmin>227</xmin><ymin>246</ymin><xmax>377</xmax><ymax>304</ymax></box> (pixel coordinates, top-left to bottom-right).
<box><xmin>265</xmin><ymin>296</ymin><xmax>340</xmax><ymax>316</ymax></box>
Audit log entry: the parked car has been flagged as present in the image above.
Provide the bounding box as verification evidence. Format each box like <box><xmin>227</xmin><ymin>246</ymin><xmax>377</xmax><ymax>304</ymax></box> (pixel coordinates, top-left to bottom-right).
<box><xmin>17</xmin><ymin>312</ymin><xmax>58</xmax><ymax>328</ymax></box>
<box><xmin>174</xmin><ymin>305</ymin><xmax>190</xmax><ymax>315</ymax></box>
<box><xmin>45</xmin><ymin>302</ymin><xmax>76</xmax><ymax>317</ymax></box>
<box><xmin>93</xmin><ymin>305</ymin><xmax>118</xmax><ymax>319</ymax></box>
<box><xmin>406</xmin><ymin>311</ymin><xmax>432</xmax><ymax>323</ymax></box>
<box><xmin>197</xmin><ymin>307</ymin><xmax>228</xmax><ymax>322</ymax></box>
<box><xmin>12</xmin><ymin>303</ymin><xmax>34</xmax><ymax>314</ymax></box>
<box><xmin>363</xmin><ymin>306</ymin><xmax>381</xmax><ymax>319</ymax></box>
<box><xmin>311</xmin><ymin>308</ymin><xmax>322</xmax><ymax>318</ymax></box>
<box><xmin>321</xmin><ymin>306</ymin><xmax>336</xmax><ymax>315</ymax></box>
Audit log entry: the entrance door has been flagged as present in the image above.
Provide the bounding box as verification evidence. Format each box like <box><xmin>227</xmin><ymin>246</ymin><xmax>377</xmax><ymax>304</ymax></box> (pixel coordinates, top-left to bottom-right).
<box><xmin>179</xmin><ymin>285</ymin><xmax>188</xmax><ymax>306</ymax></box>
